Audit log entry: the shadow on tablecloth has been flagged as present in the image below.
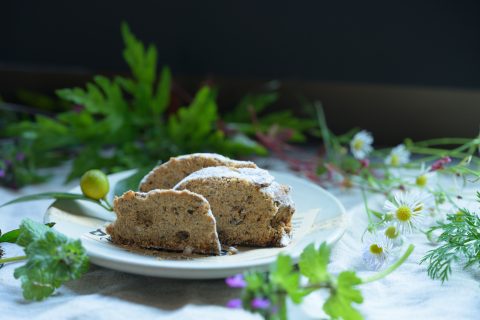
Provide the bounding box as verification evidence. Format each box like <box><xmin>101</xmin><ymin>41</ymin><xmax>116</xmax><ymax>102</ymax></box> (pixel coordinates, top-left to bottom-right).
<box><xmin>63</xmin><ymin>265</ymin><xmax>240</xmax><ymax>310</ymax></box>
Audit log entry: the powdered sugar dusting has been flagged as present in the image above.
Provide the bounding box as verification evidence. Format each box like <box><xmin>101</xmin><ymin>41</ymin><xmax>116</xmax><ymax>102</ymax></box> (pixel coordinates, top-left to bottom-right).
<box><xmin>174</xmin><ymin>166</ymin><xmax>274</xmax><ymax>189</ymax></box>
<box><xmin>279</xmin><ymin>230</ymin><xmax>292</xmax><ymax>246</ymax></box>
<box><xmin>176</xmin><ymin>153</ymin><xmax>230</xmax><ymax>162</ymax></box>
<box><xmin>261</xmin><ymin>182</ymin><xmax>294</xmax><ymax>208</ymax></box>
<box><xmin>176</xmin><ymin>153</ymin><xmax>256</xmax><ymax>167</ymax></box>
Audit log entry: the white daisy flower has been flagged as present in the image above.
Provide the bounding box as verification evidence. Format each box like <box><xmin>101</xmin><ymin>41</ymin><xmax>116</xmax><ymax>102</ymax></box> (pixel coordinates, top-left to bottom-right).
<box><xmin>384</xmin><ymin>190</ymin><xmax>430</xmax><ymax>234</ymax></box>
<box><xmin>350</xmin><ymin>130</ymin><xmax>373</xmax><ymax>160</ymax></box>
<box><xmin>385</xmin><ymin>144</ymin><xmax>410</xmax><ymax>167</ymax></box>
<box><xmin>412</xmin><ymin>163</ymin><xmax>437</xmax><ymax>188</ymax></box>
<box><xmin>383</xmin><ymin>225</ymin><xmax>404</xmax><ymax>247</ymax></box>
<box><xmin>362</xmin><ymin>233</ymin><xmax>392</xmax><ymax>270</ymax></box>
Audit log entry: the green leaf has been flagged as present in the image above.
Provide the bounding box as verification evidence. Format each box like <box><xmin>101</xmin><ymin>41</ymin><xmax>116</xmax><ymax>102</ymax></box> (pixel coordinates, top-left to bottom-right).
<box><xmin>323</xmin><ymin>271</ymin><xmax>364</xmax><ymax>320</ymax></box>
<box><xmin>121</xmin><ymin>22</ymin><xmax>157</xmax><ymax>86</ymax></box>
<box><xmin>244</xmin><ymin>271</ymin><xmax>265</xmax><ymax>291</ymax></box>
<box><xmin>270</xmin><ymin>254</ymin><xmax>306</xmax><ymax>303</ymax></box>
<box><xmin>167</xmin><ymin>86</ymin><xmax>220</xmax><ymax>152</ymax></box>
<box><xmin>0</xmin><ymin>192</ymin><xmax>102</xmax><ymax>208</ymax></box>
<box><xmin>15</xmin><ymin>219</ymin><xmax>51</xmax><ymax>247</ymax></box>
<box><xmin>113</xmin><ymin>167</ymin><xmax>153</xmax><ymax>196</ymax></box>
<box><xmin>0</xmin><ymin>223</ymin><xmax>54</xmax><ymax>244</ymax></box>
<box><xmin>225</xmin><ymin>92</ymin><xmax>278</xmax><ymax>122</ymax></box>
<box><xmin>152</xmin><ymin>66</ymin><xmax>171</xmax><ymax>114</ymax></box>
<box><xmin>13</xmin><ymin>219</ymin><xmax>89</xmax><ymax>301</ymax></box>
<box><xmin>299</xmin><ymin>243</ymin><xmax>330</xmax><ymax>283</ymax></box>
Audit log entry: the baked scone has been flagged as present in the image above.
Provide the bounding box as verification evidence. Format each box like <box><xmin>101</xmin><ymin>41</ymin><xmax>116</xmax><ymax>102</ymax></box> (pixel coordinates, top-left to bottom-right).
<box><xmin>106</xmin><ymin>189</ymin><xmax>221</xmax><ymax>255</ymax></box>
<box><xmin>139</xmin><ymin>153</ymin><xmax>257</xmax><ymax>192</ymax></box>
<box><xmin>174</xmin><ymin>166</ymin><xmax>295</xmax><ymax>247</ymax></box>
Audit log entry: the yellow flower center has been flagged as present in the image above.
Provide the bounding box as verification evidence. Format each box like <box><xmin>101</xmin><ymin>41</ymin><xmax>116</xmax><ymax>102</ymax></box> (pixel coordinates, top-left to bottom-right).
<box><xmin>385</xmin><ymin>226</ymin><xmax>399</xmax><ymax>239</ymax></box>
<box><xmin>416</xmin><ymin>175</ymin><xmax>428</xmax><ymax>187</ymax></box>
<box><xmin>390</xmin><ymin>154</ymin><xmax>400</xmax><ymax>166</ymax></box>
<box><xmin>396</xmin><ymin>205</ymin><xmax>412</xmax><ymax>222</ymax></box>
<box><xmin>353</xmin><ymin>139</ymin><xmax>364</xmax><ymax>150</ymax></box>
<box><xmin>369</xmin><ymin>244</ymin><xmax>383</xmax><ymax>255</ymax></box>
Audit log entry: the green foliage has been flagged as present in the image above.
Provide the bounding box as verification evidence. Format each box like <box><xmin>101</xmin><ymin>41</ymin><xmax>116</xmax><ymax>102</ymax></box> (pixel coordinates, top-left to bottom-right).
<box><xmin>421</xmin><ymin>194</ymin><xmax>480</xmax><ymax>282</ymax></box>
<box><xmin>225</xmin><ymin>92</ymin><xmax>316</xmax><ymax>143</ymax></box>
<box><xmin>0</xmin><ymin>223</ymin><xmax>55</xmax><ymax>244</ymax></box>
<box><xmin>237</xmin><ymin>243</ymin><xmax>370</xmax><ymax>320</ymax></box>
<box><xmin>167</xmin><ymin>87</ymin><xmax>221</xmax><ymax>153</ymax></box>
<box><xmin>0</xmin><ymin>139</ymin><xmax>47</xmax><ymax>189</ymax></box>
<box><xmin>299</xmin><ymin>242</ymin><xmax>330</xmax><ymax>283</ymax></box>
<box><xmin>12</xmin><ymin>219</ymin><xmax>89</xmax><ymax>301</ymax></box>
<box><xmin>3</xmin><ymin>23</ymin><xmax>275</xmax><ymax>186</ymax></box>
<box><xmin>270</xmin><ymin>254</ymin><xmax>306</xmax><ymax>303</ymax></box>
<box><xmin>323</xmin><ymin>271</ymin><xmax>363</xmax><ymax>320</ymax></box>
<box><xmin>234</xmin><ymin>242</ymin><xmax>414</xmax><ymax>320</ymax></box>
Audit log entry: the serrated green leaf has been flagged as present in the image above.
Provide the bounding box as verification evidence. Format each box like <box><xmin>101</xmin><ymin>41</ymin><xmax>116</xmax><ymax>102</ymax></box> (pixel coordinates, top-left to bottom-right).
<box><xmin>152</xmin><ymin>66</ymin><xmax>171</xmax><ymax>114</ymax></box>
<box><xmin>225</xmin><ymin>92</ymin><xmax>278</xmax><ymax>122</ymax></box>
<box><xmin>13</xmin><ymin>219</ymin><xmax>89</xmax><ymax>301</ymax></box>
<box><xmin>121</xmin><ymin>22</ymin><xmax>157</xmax><ymax>86</ymax></box>
<box><xmin>323</xmin><ymin>271</ymin><xmax>364</xmax><ymax>320</ymax></box>
<box><xmin>167</xmin><ymin>86</ymin><xmax>220</xmax><ymax>152</ymax></box>
<box><xmin>15</xmin><ymin>219</ymin><xmax>51</xmax><ymax>247</ymax></box>
<box><xmin>299</xmin><ymin>243</ymin><xmax>330</xmax><ymax>283</ymax></box>
<box><xmin>270</xmin><ymin>254</ymin><xmax>306</xmax><ymax>303</ymax></box>
<box><xmin>0</xmin><ymin>223</ymin><xmax>54</xmax><ymax>244</ymax></box>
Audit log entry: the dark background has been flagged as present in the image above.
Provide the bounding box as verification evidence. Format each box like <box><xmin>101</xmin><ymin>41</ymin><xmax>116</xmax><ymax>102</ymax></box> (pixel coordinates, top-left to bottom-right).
<box><xmin>1</xmin><ymin>1</ymin><xmax>480</xmax><ymax>143</ymax></box>
<box><xmin>2</xmin><ymin>1</ymin><xmax>480</xmax><ymax>87</ymax></box>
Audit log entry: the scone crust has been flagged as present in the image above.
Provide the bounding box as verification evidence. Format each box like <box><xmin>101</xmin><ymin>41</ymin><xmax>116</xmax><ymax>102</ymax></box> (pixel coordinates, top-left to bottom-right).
<box><xmin>139</xmin><ymin>153</ymin><xmax>257</xmax><ymax>191</ymax></box>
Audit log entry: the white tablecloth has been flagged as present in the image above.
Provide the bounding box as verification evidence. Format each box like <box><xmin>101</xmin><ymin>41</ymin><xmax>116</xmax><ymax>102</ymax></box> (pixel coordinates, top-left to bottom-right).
<box><xmin>0</xmin><ymin>163</ymin><xmax>479</xmax><ymax>320</ymax></box>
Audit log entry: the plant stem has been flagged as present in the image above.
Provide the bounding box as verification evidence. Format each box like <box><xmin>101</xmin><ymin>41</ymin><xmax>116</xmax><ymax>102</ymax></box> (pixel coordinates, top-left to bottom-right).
<box><xmin>314</xmin><ymin>101</ymin><xmax>333</xmax><ymax>162</ymax></box>
<box><xmin>361</xmin><ymin>188</ymin><xmax>373</xmax><ymax>225</ymax></box>
<box><xmin>277</xmin><ymin>294</ymin><xmax>288</xmax><ymax>320</ymax></box>
<box><xmin>362</xmin><ymin>244</ymin><xmax>415</xmax><ymax>284</ymax></box>
<box><xmin>0</xmin><ymin>255</ymin><xmax>27</xmax><ymax>264</ymax></box>
<box><xmin>413</xmin><ymin>137</ymin><xmax>474</xmax><ymax>147</ymax></box>
<box><xmin>101</xmin><ymin>198</ymin><xmax>114</xmax><ymax>211</ymax></box>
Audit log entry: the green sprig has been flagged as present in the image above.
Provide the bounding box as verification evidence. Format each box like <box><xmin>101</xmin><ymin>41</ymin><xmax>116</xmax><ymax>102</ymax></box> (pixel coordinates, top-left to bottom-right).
<box><xmin>0</xmin><ymin>219</ymin><xmax>89</xmax><ymax>301</ymax></box>
<box><xmin>235</xmin><ymin>242</ymin><xmax>414</xmax><ymax>320</ymax></box>
<box><xmin>421</xmin><ymin>196</ymin><xmax>480</xmax><ymax>283</ymax></box>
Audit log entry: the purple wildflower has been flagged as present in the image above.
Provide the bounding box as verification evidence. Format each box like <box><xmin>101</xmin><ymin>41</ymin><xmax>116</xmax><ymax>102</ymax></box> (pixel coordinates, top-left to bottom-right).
<box><xmin>251</xmin><ymin>297</ymin><xmax>270</xmax><ymax>310</ymax></box>
<box><xmin>15</xmin><ymin>153</ymin><xmax>25</xmax><ymax>162</ymax></box>
<box><xmin>226</xmin><ymin>298</ymin><xmax>242</xmax><ymax>309</ymax></box>
<box><xmin>225</xmin><ymin>274</ymin><xmax>246</xmax><ymax>288</ymax></box>
<box><xmin>0</xmin><ymin>169</ymin><xmax>5</xmax><ymax>178</ymax></box>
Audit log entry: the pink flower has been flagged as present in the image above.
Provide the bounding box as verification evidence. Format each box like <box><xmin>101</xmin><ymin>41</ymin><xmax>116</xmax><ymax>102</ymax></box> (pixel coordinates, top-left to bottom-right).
<box><xmin>225</xmin><ymin>274</ymin><xmax>246</xmax><ymax>288</ymax></box>
<box><xmin>430</xmin><ymin>157</ymin><xmax>452</xmax><ymax>171</ymax></box>
<box><xmin>251</xmin><ymin>297</ymin><xmax>270</xmax><ymax>309</ymax></box>
<box><xmin>359</xmin><ymin>158</ymin><xmax>370</xmax><ymax>168</ymax></box>
<box><xmin>226</xmin><ymin>298</ymin><xmax>242</xmax><ymax>309</ymax></box>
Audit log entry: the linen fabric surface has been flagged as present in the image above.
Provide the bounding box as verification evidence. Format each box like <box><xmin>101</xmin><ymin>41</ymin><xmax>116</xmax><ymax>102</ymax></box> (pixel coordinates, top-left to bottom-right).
<box><xmin>0</xmin><ymin>163</ymin><xmax>478</xmax><ymax>320</ymax></box>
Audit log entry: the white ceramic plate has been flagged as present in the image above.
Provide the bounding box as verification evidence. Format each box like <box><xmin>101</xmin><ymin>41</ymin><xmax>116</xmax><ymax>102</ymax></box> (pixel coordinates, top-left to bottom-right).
<box><xmin>44</xmin><ymin>170</ymin><xmax>347</xmax><ymax>279</ymax></box>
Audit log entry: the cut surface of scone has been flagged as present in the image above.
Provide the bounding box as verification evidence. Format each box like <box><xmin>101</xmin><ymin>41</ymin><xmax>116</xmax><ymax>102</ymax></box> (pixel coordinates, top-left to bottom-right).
<box><xmin>174</xmin><ymin>166</ymin><xmax>295</xmax><ymax>247</ymax></box>
<box><xmin>106</xmin><ymin>189</ymin><xmax>221</xmax><ymax>255</ymax></box>
<box><xmin>139</xmin><ymin>153</ymin><xmax>257</xmax><ymax>192</ymax></box>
